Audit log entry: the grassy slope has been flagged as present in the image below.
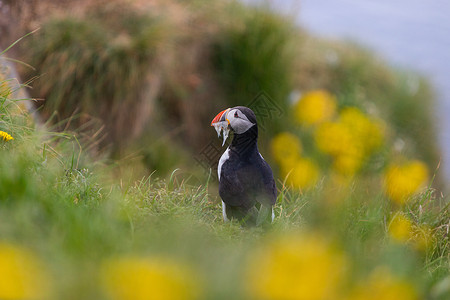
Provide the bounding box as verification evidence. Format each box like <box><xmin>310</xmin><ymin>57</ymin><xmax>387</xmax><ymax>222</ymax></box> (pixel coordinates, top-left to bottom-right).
<box><xmin>4</xmin><ymin>0</ymin><xmax>440</xmax><ymax>181</ymax></box>
<box><xmin>1</xmin><ymin>74</ymin><xmax>449</xmax><ymax>299</ymax></box>
<box><xmin>0</xmin><ymin>1</ymin><xmax>448</xmax><ymax>299</ymax></box>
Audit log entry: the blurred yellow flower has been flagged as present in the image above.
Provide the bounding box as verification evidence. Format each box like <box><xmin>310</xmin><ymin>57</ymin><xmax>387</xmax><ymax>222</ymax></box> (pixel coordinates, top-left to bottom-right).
<box><xmin>271</xmin><ymin>132</ymin><xmax>319</xmax><ymax>189</ymax></box>
<box><xmin>100</xmin><ymin>256</ymin><xmax>200</xmax><ymax>300</ymax></box>
<box><xmin>339</xmin><ymin>107</ymin><xmax>385</xmax><ymax>154</ymax></box>
<box><xmin>246</xmin><ymin>233</ymin><xmax>347</xmax><ymax>300</ymax></box>
<box><xmin>315</xmin><ymin>121</ymin><xmax>354</xmax><ymax>156</ymax></box>
<box><xmin>294</xmin><ymin>90</ymin><xmax>337</xmax><ymax>126</ymax></box>
<box><xmin>315</xmin><ymin>121</ymin><xmax>364</xmax><ymax>175</ymax></box>
<box><xmin>350</xmin><ymin>267</ymin><xmax>417</xmax><ymax>300</ymax></box>
<box><xmin>0</xmin><ymin>130</ymin><xmax>14</xmax><ymax>141</ymax></box>
<box><xmin>388</xmin><ymin>214</ymin><xmax>413</xmax><ymax>243</ymax></box>
<box><xmin>271</xmin><ymin>132</ymin><xmax>302</xmax><ymax>168</ymax></box>
<box><xmin>283</xmin><ymin>157</ymin><xmax>320</xmax><ymax>189</ymax></box>
<box><xmin>412</xmin><ymin>224</ymin><xmax>434</xmax><ymax>252</ymax></box>
<box><xmin>333</xmin><ymin>153</ymin><xmax>363</xmax><ymax>176</ymax></box>
<box><xmin>384</xmin><ymin>160</ymin><xmax>429</xmax><ymax>205</ymax></box>
<box><xmin>388</xmin><ymin>215</ymin><xmax>435</xmax><ymax>251</ymax></box>
<box><xmin>314</xmin><ymin>107</ymin><xmax>385</xmax><ymax>176</ymax></box>
<box><xmin>0</xmin><ymin>242</ymin><xmax>51</xmax><ymax>300</ymax></box>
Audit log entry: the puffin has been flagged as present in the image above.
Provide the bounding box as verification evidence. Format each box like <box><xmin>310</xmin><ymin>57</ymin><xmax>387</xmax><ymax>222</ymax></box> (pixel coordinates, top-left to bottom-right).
<box><xmin>211</xmin><ymin>106</ymin><xmax>277</xmax><ymax>226</ymax></box>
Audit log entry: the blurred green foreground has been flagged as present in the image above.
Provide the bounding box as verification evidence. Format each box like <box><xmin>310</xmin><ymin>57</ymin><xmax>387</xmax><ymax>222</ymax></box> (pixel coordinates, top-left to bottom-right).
<box><xmin>0</xmin><ymin>0</ymin><xmax>449</xmax><ymax>299</ymax></box>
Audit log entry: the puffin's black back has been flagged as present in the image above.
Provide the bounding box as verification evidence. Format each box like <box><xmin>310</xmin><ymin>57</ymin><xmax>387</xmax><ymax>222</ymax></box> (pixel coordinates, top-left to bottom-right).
<box><xmin>218</xmin><ymin>106</ymin><xmax>277</xmax><ymax>226</ymax></box>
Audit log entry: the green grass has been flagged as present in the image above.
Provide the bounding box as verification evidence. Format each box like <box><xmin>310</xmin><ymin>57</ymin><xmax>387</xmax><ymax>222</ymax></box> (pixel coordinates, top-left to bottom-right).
<box><xmin>213</xmin><ymin>5</ymin><xmax>296</xmax><ymax>134</ymax></box>
<box><xmin>1</xmin><ymin>1</ymin><xmax>448</xmax><ymax>299</ymax></box>
<box><xmin>0</xmin><ymin>82</ymin><xmax>449</xmax><ymax>298</ymax></box>
<box><xmin>2</xmin><ymin>56</ymin><xmax>449</xmax><ymax>299</ymax></box>
<box><xmin>7</xmin><ymin>1</ymin><xmax>440</xmax><ymax>184</ymax></box>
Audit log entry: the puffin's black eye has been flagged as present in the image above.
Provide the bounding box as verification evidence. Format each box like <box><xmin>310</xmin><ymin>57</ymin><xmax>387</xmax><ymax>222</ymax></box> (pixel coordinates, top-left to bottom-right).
<box><xmin>234</xmin><ymin>111</ymin><xmax>239</xmax><ymax>118</ymax></box>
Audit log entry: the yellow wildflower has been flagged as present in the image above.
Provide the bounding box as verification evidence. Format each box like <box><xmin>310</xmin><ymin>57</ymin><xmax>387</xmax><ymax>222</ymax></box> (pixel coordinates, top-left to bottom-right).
<box><xmin>339</xmin><ymin>107</ymin><xmax>385</xmax><ymax>154</ymax></box>
<box><xmin>0</xmin><ymin>130</ymin><xmax>14</xmax><ymax>141</ymax></box>
<box><xmin>100</xmin><ymin>256</ymin><xmax>200</xmax><ymax>300</ymax></box>
<box><xmin>350</xmin><ymin>267</ymin><xmax>418</xmax><ymax>300</ymax></box>
<box><xmin>283</xmin><ymin>157</ymin><xmax>320</xmax><ymax>189</ymax></box>
<box><xmin>314</xmin><ymin>107</ymin><xmax>385</xmax><ymax>176</ymax></box>
<box><xmin>271</xmin><ymin>132</ymin><xmax>302</xmax><ymax>168</ymax></box>
<box><xmin>388</xmin><ymin>214</ymin><xmax>413</xmax><ymax>243</ymax></box>
<box><xmin>412</xmin><ymin>224</ymin><xmax>434</xmax><ymax>252</ymax></box>
<box><xmin>315</xmin><ymin>121</ymin><xmax>364</xmax><ymax>175</ymax></box>
<box><xmin>333</xmin><ymin>153</ymin><xmax>363</xmax><ymax>176</ymax></box>
<box><xmin>246</xmin><ymin>233</ymin><xmax>347</xmax><ymax>300</ymax></box>
<box><xmin>294</xmin><ymin>90</ymin><xmax>337</xmax><ymax>126</ymax></box>
<box><xmin>384</xmin><ymin>160</ymin><xmax>429</xmax><ymax>205</ymax></box>
<box><xmin>315</xmin><ymin>121</ymin><xmax>354</xmax><ymax>156</ymax></box>
<box><xmin>0</xmin><ymin>242</ymin><xmax>51</xmax><ymax>300</ymax></box>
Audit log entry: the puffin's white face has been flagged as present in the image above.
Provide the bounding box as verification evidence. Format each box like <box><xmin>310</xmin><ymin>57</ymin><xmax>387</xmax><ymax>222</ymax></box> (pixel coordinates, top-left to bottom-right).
<box><xmin>226</xmin><ymin>108</ymin><xmax>255</xmax><ymax>134</ymax></box>
<box><xmin>211</xmin><ymin>107</ymin><xmax>256</xmax><ymax>146</ymax></box>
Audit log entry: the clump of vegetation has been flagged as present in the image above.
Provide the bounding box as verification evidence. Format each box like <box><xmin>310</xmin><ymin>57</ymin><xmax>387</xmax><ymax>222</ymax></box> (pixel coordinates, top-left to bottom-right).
<box><xmin>293</xmin><ymin>39</ymin><xmax>440</xmax><ymax>171</ymax></box>
<box><xmin>1</xmin><ymin>2</ymin><xmax>449</xmax><ymax>297</ymax></box>
<box><xmin>1</xmin><ymin>0</ymin><xmax>439</xmax><ymax>182</ymax></box>
<box><xmin>22</xmin><ymin>4</ymin><xmax>166</xmax><ymax>151</ymax></box>
<box><xmin>1</xmin><ymin>52</ymin><xmax>450</xmax><ymax>299</ymax></box>
<box><xmin>213</xmin><ymin>7</ymin><xmax>296</xmax><ymax>116</ymax></box>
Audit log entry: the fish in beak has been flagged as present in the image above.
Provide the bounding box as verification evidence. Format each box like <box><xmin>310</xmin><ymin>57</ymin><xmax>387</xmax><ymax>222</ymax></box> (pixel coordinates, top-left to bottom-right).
<box><xmin>211</xmin><ymin>108</ymin><xmax>230</xmax><ymax>146</ymax></box>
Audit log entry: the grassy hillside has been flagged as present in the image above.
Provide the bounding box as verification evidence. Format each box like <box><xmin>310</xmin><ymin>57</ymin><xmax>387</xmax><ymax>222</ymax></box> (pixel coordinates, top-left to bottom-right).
<box><xmin>1</xmin><ymin>55</ymin><xmax>450</xmax><ymax>299</ymax></box>
<box><xmin>0</xmin><ymin>0</ymin><xmax>439</xmax><ymax>181</ymax></box>
<box><xmin>0</xmin><ymin>0</ymin><xmax>449</xmax><ymax>299</ymax></box>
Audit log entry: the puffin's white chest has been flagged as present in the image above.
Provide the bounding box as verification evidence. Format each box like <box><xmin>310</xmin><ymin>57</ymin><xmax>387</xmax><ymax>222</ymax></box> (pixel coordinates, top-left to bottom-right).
<box><xmin>217</xmin><ymin>148</ymin><xmax>230</xmax><ymax>181</ymax></box>
<box><xmin>218</xmin><ymin>148</ymin><xmax>230</xmax><ymax>221</ymax></box>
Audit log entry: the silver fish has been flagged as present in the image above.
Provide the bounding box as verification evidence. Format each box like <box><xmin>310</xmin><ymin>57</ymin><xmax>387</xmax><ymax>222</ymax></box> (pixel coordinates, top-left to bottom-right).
<box><xmin>213</xmin><ymin>121</ymin><xmax>230</xmax><ymax>146</ymax></box>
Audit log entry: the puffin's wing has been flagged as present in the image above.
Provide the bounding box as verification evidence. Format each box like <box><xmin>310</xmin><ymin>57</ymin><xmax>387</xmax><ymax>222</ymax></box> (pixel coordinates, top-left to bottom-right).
<box><xmin>255</xmin><ymin>158</ymin><xmax>277</xmax><ymax>206</ymax></box>
<box><xmin>262</xmin><ymin>177</ymin><xmax>277</xmax><ymax>206</ymax></box>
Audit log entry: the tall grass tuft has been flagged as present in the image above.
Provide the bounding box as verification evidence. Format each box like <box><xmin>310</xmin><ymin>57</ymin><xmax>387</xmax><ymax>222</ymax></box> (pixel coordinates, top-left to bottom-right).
<box><xmin>22</xmin><ymin>5</ymin><xmax>167</xmax><ymax>151</ymax></box>
<box><xmin>213</xmin><ymin>6</ymin><xmax>296</xmax><ymax>131</ymax></box>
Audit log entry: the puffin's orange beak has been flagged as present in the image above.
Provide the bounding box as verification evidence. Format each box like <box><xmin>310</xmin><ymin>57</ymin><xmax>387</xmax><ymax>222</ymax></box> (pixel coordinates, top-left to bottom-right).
<box><xmin>211</xmin><ymin>108</ymin><xmax>230</xmax><ymax>126</ymax></box>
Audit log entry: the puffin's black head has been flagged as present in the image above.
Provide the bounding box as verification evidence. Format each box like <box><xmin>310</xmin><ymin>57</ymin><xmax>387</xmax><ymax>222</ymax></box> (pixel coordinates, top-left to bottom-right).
<box><xmin>210</xmin><ymin>106</ymin><xmax>256</xmax><ymax>134</ymax></box>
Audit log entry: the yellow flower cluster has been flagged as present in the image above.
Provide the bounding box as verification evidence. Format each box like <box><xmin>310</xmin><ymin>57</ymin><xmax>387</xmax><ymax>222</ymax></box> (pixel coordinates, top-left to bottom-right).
<box><xmin>315</xmin><ymin>107</ymin><xmax>385</xmax><ymax>175</ymax></box>
<box><xmin>412</xmin><ymin>224</ymin><xmax>434</xmax><ymax>252</ymax></box>
<box><xmin>271</xmin><ymin>132</ymin><xmax>319</xmax><ymax>189</ymax></box>
<box><xmin>245</xmin><ymin>232</ymin><xmax>347</xmax><ymax>300</ymax></box>
<box><xmin>389</xmin><ymin>214</ymin><xmax>413</xmax><ymax>243</ymax></box>
<box><xmin>0</xmin><ymin>242</ymin><xmax>51</xmax><ymax>300</ymax></box>
<box><xmin>384</xmin><ymin>160</ymin><xmax>429</xmax><ymax>205</ymax></box>
<box><xmin>100</xmin><ymin>256</ymin><xmax>200</xmax><ymax>300</ymax></box>
<box><xmin>340</xmin><ymin>108</ymin><xmax>384</xmax><ymax>153</ymax></box>
<box><xmin>388</xmin><ymin>214</ymin><xmax>434</xmax><ymax>251</ymax></box>
<box><xmin>350</xmin><ymin>268</ymin><xmax>418</xmax><ymax>300</ymax></box>
<box><xmin>273</xmin><ymin>90</ymin><xmax>386</xmax><ymax>184</ymax></box>
<box><xmin>0</xmin><ymin>130</ymin><xmax>14</xmax><ymax>141</ymax></box>
<box><xmin>294</xmin><ymin>90</ymin><xmax>337</xmax><ymax>126</ymax></box>
<box><xmin>286</xmin><ymin>158</ymin><xmax>320</xmax><ymax>189</ymax></box>
<box><xmin>270</xmin><ymin>132</ymin><xmax>302</xmax><ymax>168</ymax></box>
